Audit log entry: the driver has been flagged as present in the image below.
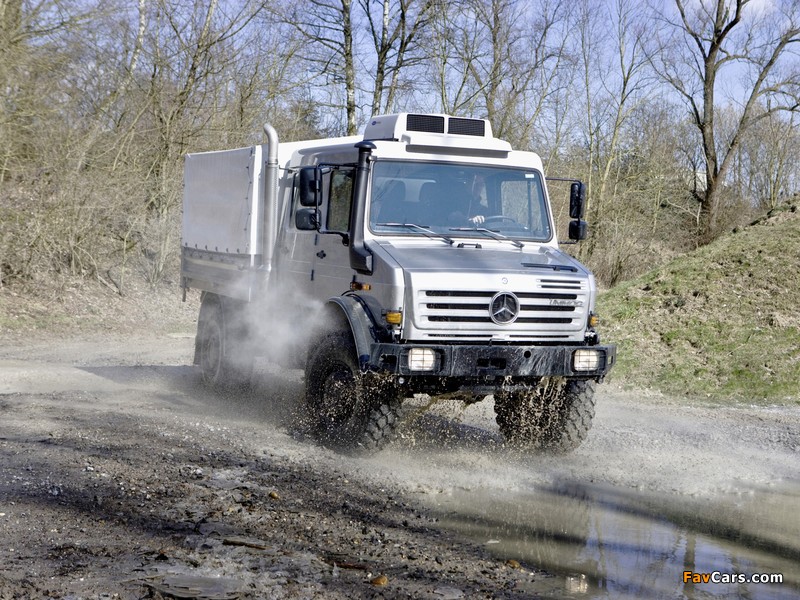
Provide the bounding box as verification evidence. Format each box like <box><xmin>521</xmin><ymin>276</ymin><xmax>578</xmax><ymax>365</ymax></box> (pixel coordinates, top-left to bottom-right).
<box><xmin>424</xmin><ymin>179</ymin><xmax>486</xmax><ymax>226</ymax></box>
<box><xmin>467</xmin><ymin>175</ymin><xmax>487</xmax><ymax>225</ymax></box>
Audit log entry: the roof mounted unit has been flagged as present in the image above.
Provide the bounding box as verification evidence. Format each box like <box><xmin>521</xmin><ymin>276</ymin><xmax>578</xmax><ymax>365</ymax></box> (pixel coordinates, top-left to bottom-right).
<box><xmin>363</xmin><ymin>113</ymin><xmax>510</xmax><ymax>155</ymax></box>
<box><xmin>365</xmin><ymin>113</ymin><xmax>492</xmax><ymax>140</ymax></box>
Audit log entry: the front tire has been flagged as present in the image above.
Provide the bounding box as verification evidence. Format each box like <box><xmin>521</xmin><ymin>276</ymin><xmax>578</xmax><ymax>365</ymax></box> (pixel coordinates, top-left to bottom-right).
<box><xmin>304</xmin><ymin>332</ymin><xmax>404</xmax><ymax>453</ymax></box>
<box><xmin>495</xmin><ymin>378</ymin><xmax>596</xmax><ymax>453</ymax></box>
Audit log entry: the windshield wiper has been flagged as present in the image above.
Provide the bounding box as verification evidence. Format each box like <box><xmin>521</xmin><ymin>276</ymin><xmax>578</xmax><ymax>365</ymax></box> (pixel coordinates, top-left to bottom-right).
<box><xmin>449</xmin><ymin>227</ymin><xmax>524</xmax><ymax>249</ymax></box>
<box><xmin>376</xmin><ymin>222</ymin><xmax>454</xmax><ymax>246</ymax></box>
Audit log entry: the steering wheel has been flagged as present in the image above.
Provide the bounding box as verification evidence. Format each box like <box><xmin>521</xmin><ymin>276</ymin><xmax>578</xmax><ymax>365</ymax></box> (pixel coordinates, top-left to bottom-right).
<box><xmin>482</xmin><ymin>215</ymin><xmax>518</xmax><ymax>225</ymax></box>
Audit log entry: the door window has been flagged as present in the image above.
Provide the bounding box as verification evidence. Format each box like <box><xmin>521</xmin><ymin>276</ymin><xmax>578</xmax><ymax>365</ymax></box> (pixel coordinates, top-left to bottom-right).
<box><xmin>326</xmin><ymin>168</ymin><xmax>354</xmax><ymax>232</ymax></box>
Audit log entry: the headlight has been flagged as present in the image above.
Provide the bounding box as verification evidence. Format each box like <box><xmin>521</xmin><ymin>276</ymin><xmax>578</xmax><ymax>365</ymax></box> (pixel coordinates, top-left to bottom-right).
<box><xmin>408</xmin><ymin>347</ymin><xmax>438</xmax><ymax>371</ymax></box>
<box><xmin>573</xmin><ymin>349</ymin><xmax>603</xmax><ymax>371</ymax></box>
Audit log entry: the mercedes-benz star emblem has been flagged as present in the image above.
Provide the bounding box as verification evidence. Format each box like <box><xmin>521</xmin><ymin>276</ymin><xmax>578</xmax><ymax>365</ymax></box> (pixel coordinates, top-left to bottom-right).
<box><xmin>489</xmin><ymin>292</ymin><xmax>520</xmax><ymax>324</ymax></box>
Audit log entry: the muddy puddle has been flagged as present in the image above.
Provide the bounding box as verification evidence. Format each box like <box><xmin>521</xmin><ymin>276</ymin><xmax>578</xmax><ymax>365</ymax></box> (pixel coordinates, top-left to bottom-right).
<box><xmin>429</xmin><ymin>480</ymin><xmax>800</xmax><ymax>599</ymax></box>
<box><xmin>367</xmin><ymin>392</ymin><xmax>800</xmax><ymax>598</ymax></box>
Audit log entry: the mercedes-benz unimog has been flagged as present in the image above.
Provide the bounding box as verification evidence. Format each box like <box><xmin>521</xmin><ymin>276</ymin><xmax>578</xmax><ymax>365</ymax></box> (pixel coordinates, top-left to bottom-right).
<box><xmin>181</xmin><ymin>113</ymin><xmax>616</xmax><ymax>453</ymax></box>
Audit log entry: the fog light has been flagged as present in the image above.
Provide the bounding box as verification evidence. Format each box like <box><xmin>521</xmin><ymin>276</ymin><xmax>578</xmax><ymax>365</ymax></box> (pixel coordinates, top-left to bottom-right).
<box><xmin>573</xmin><ymin>349</ymin><xmax>602</xmax><ymax>371</ymax></box>
<box><xmin>408</xmin><ymin>347</ymin><xmax>437</xmax><ymax>371</ymax></box>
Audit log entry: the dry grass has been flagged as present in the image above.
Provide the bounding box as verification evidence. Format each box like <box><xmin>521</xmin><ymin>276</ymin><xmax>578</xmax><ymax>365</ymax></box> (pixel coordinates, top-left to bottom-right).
<box><xmin>0</xmin><ymin>276</ymin><xmax>199</xmax><ymax>343</ymax></box>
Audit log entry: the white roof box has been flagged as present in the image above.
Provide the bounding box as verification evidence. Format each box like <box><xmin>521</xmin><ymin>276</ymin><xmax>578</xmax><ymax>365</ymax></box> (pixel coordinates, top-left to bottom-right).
<box><xmin>363</xmin><ymin>113</ymin><xmax>512</xmax><ymax>154</ymax></box>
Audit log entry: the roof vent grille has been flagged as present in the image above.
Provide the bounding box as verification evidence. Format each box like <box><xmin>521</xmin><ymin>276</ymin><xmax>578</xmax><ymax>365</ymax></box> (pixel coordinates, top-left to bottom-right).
<box><xmin>406</xmin><ymin>114</ymin><xmax>445</xmax><ymax>134</ymax></box>
<box><xmin>448</xmin><ymin>117</ymin><xmax>486</xmax><ymax>137</ymax></box>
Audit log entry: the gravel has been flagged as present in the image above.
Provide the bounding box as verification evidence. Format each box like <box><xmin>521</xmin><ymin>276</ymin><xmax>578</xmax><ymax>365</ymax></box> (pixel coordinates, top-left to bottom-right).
<box><xmin>1</xmin><ymin>332</ymin><xmax>798</xmax><ymax>599</ymax></box>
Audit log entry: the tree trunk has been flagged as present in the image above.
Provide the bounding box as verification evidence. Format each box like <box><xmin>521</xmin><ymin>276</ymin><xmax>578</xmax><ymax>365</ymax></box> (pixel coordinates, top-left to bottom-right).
<box><xmin>342</xmin><ymin>0</ymin><xmax>357</xmax><ymax>135</ymax></box>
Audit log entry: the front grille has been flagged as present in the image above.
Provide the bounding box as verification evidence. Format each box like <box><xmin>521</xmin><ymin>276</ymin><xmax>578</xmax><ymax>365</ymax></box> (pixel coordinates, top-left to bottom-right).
<box><xmin>416</xmin><ymin>279</ymin><xmax>588</xmax><ymax>333</ymax></box>
<box><xmin>428</xmin><ymin>315</ymin><xmax>573</xmax><ymax>323</ymax></box>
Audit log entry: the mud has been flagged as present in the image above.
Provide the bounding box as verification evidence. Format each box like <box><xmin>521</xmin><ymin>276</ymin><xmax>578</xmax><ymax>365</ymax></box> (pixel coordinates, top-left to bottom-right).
<box><xmin>375</xmin><ymin>394</ymin><xmax>800</xmax><ymax>599</ymax></box>
<box><xmin>1</xmin><ymin>333</ymin><xmax>799</xmax><ymax>599</ymax></box>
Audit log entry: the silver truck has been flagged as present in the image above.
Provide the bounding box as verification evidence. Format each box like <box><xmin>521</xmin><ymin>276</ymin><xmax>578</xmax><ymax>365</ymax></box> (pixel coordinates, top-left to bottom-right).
<box><xmin>181</xmin><ymin>113</ymin><xmax>616</xmax><ymax>453</ymax></box>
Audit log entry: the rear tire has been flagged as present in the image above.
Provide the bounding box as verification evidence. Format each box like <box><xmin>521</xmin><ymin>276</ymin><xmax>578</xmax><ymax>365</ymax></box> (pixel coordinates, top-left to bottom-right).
<box><xmin>495</xmin><ymin>378</ymin><xmax>596</xmax><ymax>453</ymax></box>
<box><xmin>196</xmin><ymin>295</ymin><xmax>253</xmax><ymax>389</ymax></box>
<box><xmin>198</xmin><ymin>301</ymin><xmax>225</xmax><ymax>386</ymax></box>
<box><xmin>304</xmin><ymin>332</ymin><xmax>404</xmax><ymax>454</ymax></box>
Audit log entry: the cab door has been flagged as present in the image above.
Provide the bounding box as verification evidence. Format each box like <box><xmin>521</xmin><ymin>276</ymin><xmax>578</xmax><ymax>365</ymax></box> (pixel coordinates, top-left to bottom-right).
<box><xmin>311</xmin><ymin>166</ymin><xmax>356</xmax><ymax>300</ymax></box>
<box><xmin>274</xmin><ymin>171</ymin><xmax>318</xmax><ymax>299</ymax></box>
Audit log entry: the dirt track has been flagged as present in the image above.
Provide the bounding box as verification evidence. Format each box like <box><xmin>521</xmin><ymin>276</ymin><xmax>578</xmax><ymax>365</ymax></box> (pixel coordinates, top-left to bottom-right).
<box><xmin>1</xmin><ymin>333</ymin><xmax>799</xmax><ymax>599</ymax></box>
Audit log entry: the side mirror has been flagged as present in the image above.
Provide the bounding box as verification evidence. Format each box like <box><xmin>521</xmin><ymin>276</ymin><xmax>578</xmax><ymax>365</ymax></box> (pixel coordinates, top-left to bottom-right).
<box><xmin>569</xmin><ymin>182</ymin><xmax>586</xmax><ymax>219</ymax></box>
<box><xmin>295</xmin><ymin>207</ymin><xmax>318</xmax><ymax>230</ymax></box>
<box><xmin>569</xmin><ymin>219</ymin><xmax>588</xmax><ymax>241</ymax></box>
<box><xmin>298</xmin><ymin>167</ymin><xmax>320</xmax><ymax>207</ymax></box>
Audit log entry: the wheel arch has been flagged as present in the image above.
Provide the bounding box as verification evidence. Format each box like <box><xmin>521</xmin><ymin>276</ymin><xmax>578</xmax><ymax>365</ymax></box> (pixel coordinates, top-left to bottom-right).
<box><xmin>314</xmin><ymin>294</ymin><xmax>383</xmax><ymax>371</ymax></box>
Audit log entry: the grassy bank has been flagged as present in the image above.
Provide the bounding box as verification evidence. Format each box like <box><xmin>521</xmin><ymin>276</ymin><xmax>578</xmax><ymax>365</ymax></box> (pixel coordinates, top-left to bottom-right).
<box><xmin>598</xmin><ymin>204</ymin><xmax>800</xmax><ymax>404</ymax></box>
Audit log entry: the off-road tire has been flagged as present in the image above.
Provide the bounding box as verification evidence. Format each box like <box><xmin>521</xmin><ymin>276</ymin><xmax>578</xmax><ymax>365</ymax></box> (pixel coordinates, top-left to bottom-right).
<box><xmin>495</xmin><ymin>378</ymin><xmax>596</xmax><ymax>453</ymax></box>
<box><xmin>196</xmin><ymin>295</ymin><xmax>253</xmax><ymax>389</ymax></box>
<box><xmin>304</xmin><ymin>332</ymin><xmax>404</xmax><ymax>454</ymax></box>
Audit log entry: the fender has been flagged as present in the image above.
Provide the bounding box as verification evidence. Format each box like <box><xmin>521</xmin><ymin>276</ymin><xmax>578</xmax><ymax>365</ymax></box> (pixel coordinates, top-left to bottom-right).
<box><xmin>324</xmin><ymin>293</ymin><xmax>390</xmax><ymax>370</ymax></box>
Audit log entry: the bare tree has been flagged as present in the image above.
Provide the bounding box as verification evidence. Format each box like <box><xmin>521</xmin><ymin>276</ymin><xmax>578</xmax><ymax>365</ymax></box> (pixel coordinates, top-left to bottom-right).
<box><xmin>421</xmin><ymin>0</ymin><xmax>571</xmax><ymax>149</ymax></box>
<box><xmin>422</xmin><ymin>0</ymin><xmax>478</xmax><ymax>115</ymax></box>
<box><xmin>474</xmin><ymin>0</ymin><xmax>570</xmax><ymax>146</ymax></box>
<box><xmin>0</xmin><ymin>0</ymin><xmax>305</xmax><ymax>289</ymax></box>
<box><xmin>360</xmin><ymin>0</ymin><xmax>436</xmax><ymax>115</ymax></box>
<box><xmin>576</xmin><ymin>0</ymin><xmax>650</xmax><ymax>259</ymax></box>
<box><xmin>0</xmin><ymin>0</ymin><xmax>115</xmax><ymax>285</ymax></box>
<box><xmin>283</xmin><ymin>0</ymin><xmax>358</xmax><ymax>134</ymax></box>
<box><xmin>651</xmin><ymin>0</ymin><xmax>800</xmax><ymax>241</ymax></box>
<box><xmin>731</xmin><ymin>109</ymin><xmax>800</xmax><ymax>211</ymax></box>
<box><xmin>123</xmin><ymin>0</ymin><xmax>272</xmax><ymax>283</ymax></box>
<box><xmin>0</xmin><ymin>0</ymin><xmax>95</xmax><ymax>182</ymax></box>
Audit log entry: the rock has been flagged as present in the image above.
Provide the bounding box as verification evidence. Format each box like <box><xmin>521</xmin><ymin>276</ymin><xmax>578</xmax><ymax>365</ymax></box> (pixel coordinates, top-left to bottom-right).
<box><xmin>144</xmin><ymin>573</ymin><xmax>242</xmax><ymax>599</ymax></box>
<box><xmin>370</xmin><ymin>574</ymin><xmax>389</xmax><ymax>586</ymax></box>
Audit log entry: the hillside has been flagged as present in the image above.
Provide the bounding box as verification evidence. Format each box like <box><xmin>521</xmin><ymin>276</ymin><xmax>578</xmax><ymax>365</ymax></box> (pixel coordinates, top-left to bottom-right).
<box><xmin>598</xmin><ymin>204</ymin><xmax>800</xmax><ymax>403</ymax></box>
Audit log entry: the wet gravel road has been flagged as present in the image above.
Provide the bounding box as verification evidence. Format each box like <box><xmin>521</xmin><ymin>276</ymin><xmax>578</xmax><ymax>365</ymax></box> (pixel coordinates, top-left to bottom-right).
<box><xmin>1</xmin><ymin>334</ymin><xmax>798</xmax><ymax>599</ymax></box>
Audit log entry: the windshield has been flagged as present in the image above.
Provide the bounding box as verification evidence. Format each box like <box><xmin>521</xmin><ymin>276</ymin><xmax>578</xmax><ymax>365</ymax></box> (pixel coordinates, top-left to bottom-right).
<box><xmin>368</xmin><ymin>160</ymin><xmax>552</xmax><ymax>242</ymax></box>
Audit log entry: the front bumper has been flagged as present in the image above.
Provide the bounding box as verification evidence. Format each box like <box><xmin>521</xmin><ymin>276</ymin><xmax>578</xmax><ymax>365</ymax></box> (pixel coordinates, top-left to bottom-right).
<box><xmin>367</xmin><ymin>342</ymin><xmax>616</xmax><ymax>379</ymax></box>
